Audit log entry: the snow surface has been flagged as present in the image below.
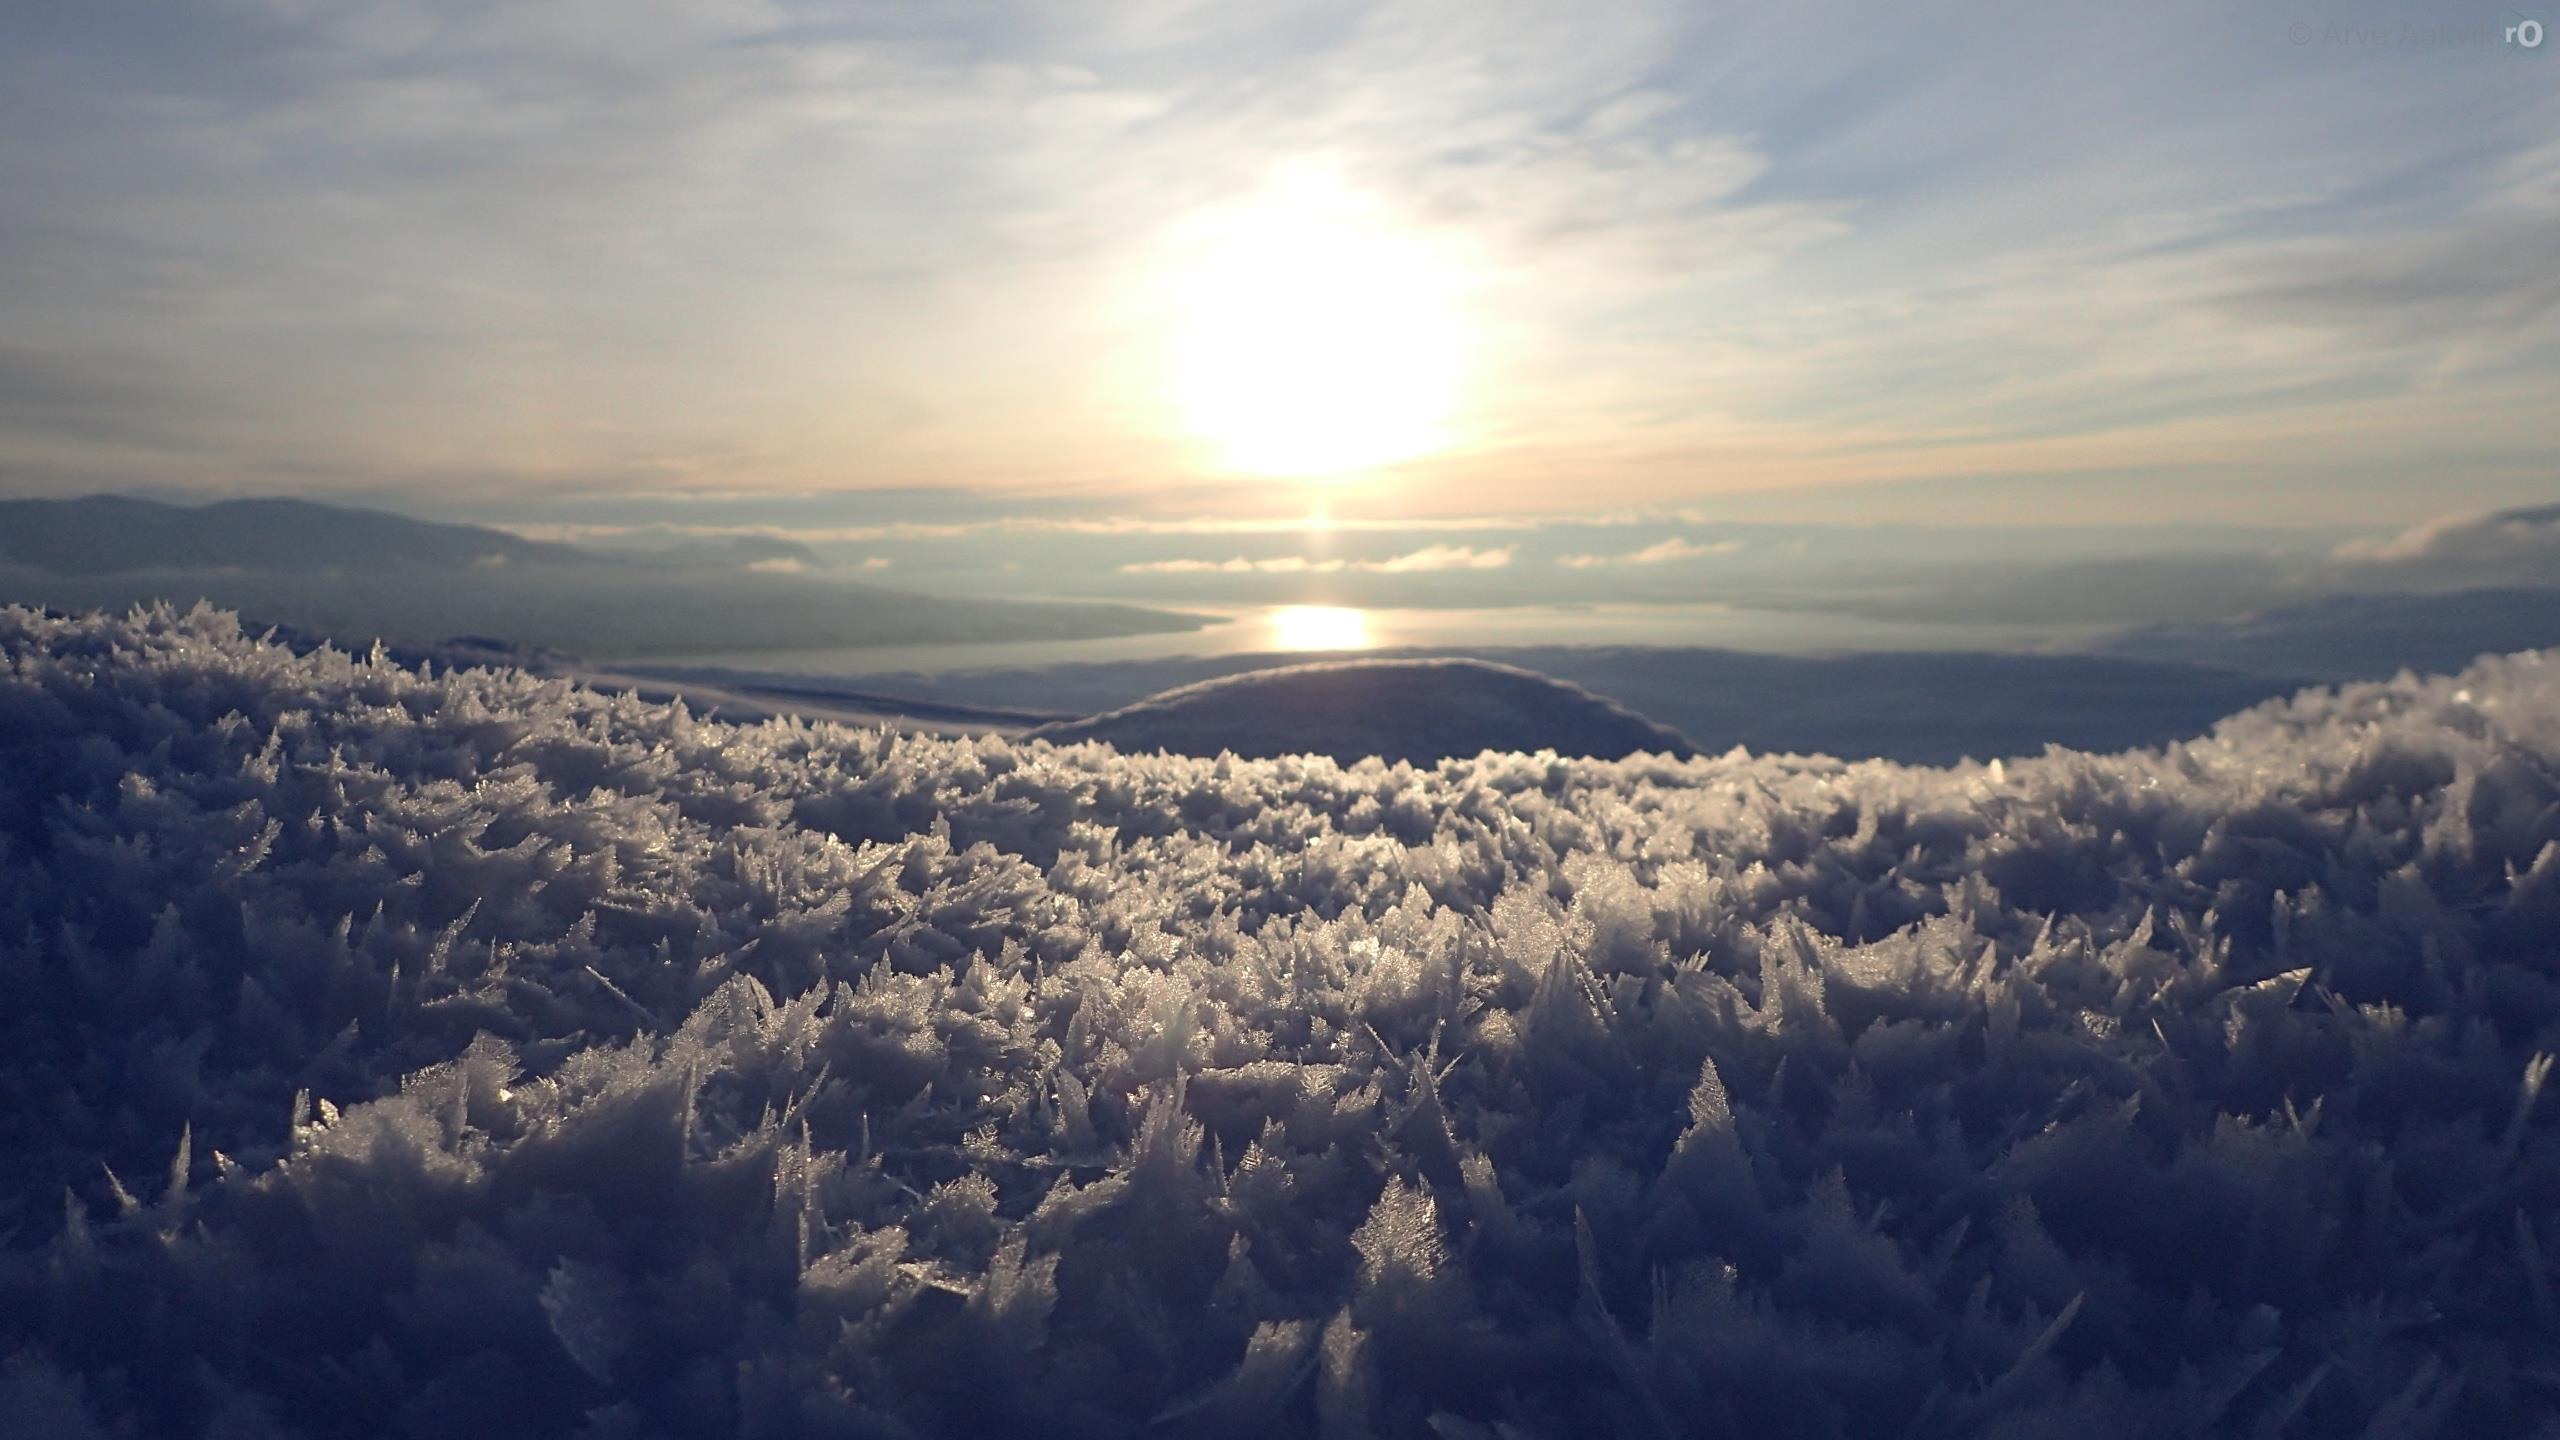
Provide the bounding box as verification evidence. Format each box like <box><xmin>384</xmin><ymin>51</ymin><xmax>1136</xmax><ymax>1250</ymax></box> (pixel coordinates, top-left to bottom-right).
<box><xmin>1023</xmin><ymin>657</ymin><xmax>1697</xmax><ymax>764</ymax></box>
<box><xmin>2</xmin><ymin>605</ymin><xmax>2558</xmax><ymax>1438</ymax></box>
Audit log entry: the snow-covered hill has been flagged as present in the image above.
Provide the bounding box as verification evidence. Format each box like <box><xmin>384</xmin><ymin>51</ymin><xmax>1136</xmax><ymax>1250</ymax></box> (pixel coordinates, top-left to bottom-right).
<box><xmin>2</xmin><ymin>605</ymin><xmax>2557</xmax><ymax>1438</ymax></box>
<box><xmin>772</xmin><ymin>644</ymin><xmax>2298</xmax><ymax>763</ymax></box>
<box><xmin>1023</xmin><ymin>656</ymin><xmax>1696</xmax><ymax>763</ymax></box>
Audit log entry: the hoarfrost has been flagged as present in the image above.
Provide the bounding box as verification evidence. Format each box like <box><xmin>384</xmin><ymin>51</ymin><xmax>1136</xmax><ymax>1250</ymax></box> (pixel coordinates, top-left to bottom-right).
<box><xmin>0</xmin><ymin>605</ymin><xmax>2555</xmax><ymax>1436</ymax></box>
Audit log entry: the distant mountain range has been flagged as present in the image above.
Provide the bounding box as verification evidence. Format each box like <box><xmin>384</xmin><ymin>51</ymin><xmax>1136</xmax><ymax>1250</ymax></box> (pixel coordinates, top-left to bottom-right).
<box><xmin>2090</xmin><ymin>587</ymin><xmax>2560</xmax><ymax>682</ymax></box>
<box><xmin>9</xmin><ymin>493</ymin><xmax>2557</xmax><ymax>763</ymax></box>
<box><xmin>1772</xmin><ymin>503</ymin><xmax>2560</xmax><ymax>631</ymax></box>
<box><xmin>0</xmin><ymin>494</ymin><xmax>593</xmax><ymax>574</ymax></box>
<box><xmin>0</xmin><ymin>495</ymin><xmax>1206</xmax><ymax>658</ymax></box>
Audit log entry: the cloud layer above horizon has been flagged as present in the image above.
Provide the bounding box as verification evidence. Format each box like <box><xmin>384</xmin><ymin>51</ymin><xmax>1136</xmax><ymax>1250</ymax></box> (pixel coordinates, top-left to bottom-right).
<box><xmin>0</xmin><ymin>0</ymin><xmax>2553</xmax><ymax>525</ymax></box>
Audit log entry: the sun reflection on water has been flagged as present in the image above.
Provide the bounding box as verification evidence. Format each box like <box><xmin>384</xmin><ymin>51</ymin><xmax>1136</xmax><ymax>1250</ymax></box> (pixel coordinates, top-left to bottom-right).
<box><xmin>1267</xmin><ymin>605</ymin><xmax>1372</xmax><ymax>651</ymax></box>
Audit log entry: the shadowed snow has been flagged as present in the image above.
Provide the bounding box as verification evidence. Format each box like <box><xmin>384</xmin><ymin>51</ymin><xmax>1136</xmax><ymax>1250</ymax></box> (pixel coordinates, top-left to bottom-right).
<box><xmin>0</xmin><ymin>605</ymin><xmax>2555</xmax><ymax>1438</ymax></box>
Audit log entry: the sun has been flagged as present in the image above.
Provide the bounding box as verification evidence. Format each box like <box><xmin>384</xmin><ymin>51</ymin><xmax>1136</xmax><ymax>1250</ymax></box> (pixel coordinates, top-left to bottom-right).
<box><xmin>1164</xmin><ymin>172</ymin><xmax>1471</xmax><ymax>480</ymax></box>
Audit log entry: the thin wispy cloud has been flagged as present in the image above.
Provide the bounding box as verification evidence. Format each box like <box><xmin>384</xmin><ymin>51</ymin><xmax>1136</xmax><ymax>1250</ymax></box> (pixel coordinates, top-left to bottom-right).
<box><xmin>499</xmin><ymin>513</ymin><xmax>1581</xmax><ymax>546</ymax></box>
<box><xmin>1362</xmin><ymin>543</ymin><xmax>1516</xmax><ymax>573</ymax></box>
<box><xmin>1120</xmin><ymin>543</ymin><xmax>1514</xmax><ymax>576</ymax></box>
<box><xmin>1556</xmin><ymin>537</ymin><xmax>1743</xmax><ymax>569</ymax></box>
<box><xmin>1120</xmin><ymin>556</ymin><xmax>1346</xmax><ymax>576</ymax></box>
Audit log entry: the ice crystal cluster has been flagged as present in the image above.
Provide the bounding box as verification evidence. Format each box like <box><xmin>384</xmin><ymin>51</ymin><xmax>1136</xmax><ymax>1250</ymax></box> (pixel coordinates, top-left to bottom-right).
<box><xmin>1</xmin><ymin>605</ymin><xmax>2556</xmax><ymax>1438</ymax></box>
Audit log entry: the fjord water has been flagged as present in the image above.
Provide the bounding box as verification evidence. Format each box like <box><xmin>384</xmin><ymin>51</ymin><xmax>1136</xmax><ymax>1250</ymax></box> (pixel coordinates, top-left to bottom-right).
<box><xmin>631</xmin><ymin>600</ymin><xmax>2104</xmax><ymax>678</ymax></box>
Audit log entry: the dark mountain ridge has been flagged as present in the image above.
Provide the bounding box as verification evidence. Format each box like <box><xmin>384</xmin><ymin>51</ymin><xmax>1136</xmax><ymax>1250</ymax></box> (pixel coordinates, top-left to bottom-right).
<box><xmin>0</xmin><ymin>494</ymin><xmax>1206</xmax><ymax>658</ymax></box>
<box><xmin>0</xmin><ymin>494</ymin><xmax>591</xmax><ymax>574</ymax></box>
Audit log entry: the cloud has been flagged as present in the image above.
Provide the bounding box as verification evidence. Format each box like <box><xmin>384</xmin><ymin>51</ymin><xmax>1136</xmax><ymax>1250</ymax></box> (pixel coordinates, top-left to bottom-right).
<box><xmin>1360</xmin><ymin>543</ymin><xmax>1514</xmax><ymax>573</ymax></box>
<box><xmin>0</xmin><ymin>345</ymin><xmax>215</xmax><ymax>452</ymax></box>
<box><xmin>1119</xmin><ymin>556</ymin><xmax>1345</xmax><ymax>575</ymax></box>
<box><xmin>495</xmin><ymin>511</ymin><xmax>1589</xmax><ymax>546</ymax></box>
<box><xmin>2213</xmin><ymin>138</ymin><xmax>2560</xmax><ymax>360</ymax></box>
<box><xmin>2</xmin><ymin>0</ymin><xmax>2553</xmax><ymax>526</ymax></box>
<box><xmin>746</xmin><ymin>556</ymin><xmax>807</xmax><ymax>574</ymax></box>
<box><xmin>1555</xmin><ymin>536</ymin><xmax>1742</xmax><ymax>569</ymax></box>
<box><xmin>1119</xmin><ymin>543</ymin><xmax>1512</xmax><ymax>577</ymax></box>
<box><xmin>2327</xmin><ymin>504</ymin><xmax>2560</xmax><ymax>591</ymax></box>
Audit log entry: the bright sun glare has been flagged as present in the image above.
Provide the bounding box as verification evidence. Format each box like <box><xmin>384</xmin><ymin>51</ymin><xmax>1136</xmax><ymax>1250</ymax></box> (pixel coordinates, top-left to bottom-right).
<box><xmin>1267</xmin><ymin>604</ymin><xmax>1372</xmax><ymax>651</ymax></box>
<box><xmin>1167</xmin><ymin>173</ymin><xmax>1470</xmax><ymax>480</ymax></box>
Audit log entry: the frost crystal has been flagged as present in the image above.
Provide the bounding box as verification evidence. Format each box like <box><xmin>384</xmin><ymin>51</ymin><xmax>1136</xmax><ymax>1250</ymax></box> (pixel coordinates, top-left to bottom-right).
<box><xmin>0</xmin><ymin>605</ymin><xmax>2555</xmax><ymax>1437</ymax></box>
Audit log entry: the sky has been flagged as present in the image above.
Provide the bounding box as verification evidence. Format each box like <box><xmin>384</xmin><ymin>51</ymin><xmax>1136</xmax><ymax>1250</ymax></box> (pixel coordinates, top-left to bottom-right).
<box><xmin>1</xmin><ymin>0</ymin><xmax>2556</xmax><ymax>535</ymax></box>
